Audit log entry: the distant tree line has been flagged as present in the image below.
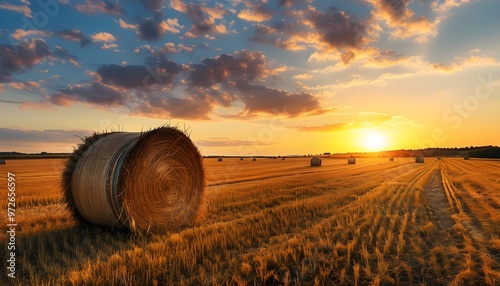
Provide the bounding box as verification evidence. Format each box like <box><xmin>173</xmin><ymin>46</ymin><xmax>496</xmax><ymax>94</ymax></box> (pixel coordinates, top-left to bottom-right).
<box><xmin>329</xmin><ymin>146</ymin><xmax>500</xmax><ymax>159</ymax></box>
<box><xmin>467</xmin><ymin>146</ymin><xmax>500</xmax><ymax>158</ymax></box>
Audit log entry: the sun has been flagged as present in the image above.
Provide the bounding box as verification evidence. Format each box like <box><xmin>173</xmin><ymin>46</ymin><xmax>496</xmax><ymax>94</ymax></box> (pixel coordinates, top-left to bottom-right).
<box><xmin>363</xmin><ymin>132</ymin><xmax>387</xmax><ymax>151</ymax></box>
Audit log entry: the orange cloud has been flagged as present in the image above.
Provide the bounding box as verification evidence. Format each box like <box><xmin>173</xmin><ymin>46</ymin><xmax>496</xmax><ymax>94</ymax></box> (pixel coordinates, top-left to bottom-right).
<box><xmin>91</xmin><ymin>32</ymin><xmax>116</xmax><ymax>42</ymax></box>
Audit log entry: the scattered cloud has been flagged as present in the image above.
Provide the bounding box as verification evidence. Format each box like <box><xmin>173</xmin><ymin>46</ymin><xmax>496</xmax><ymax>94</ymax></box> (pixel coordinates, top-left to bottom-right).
<box><xmin>432</xmin><ymin>55</ymin><xmax>500</xmax><ymax>73</ymax></box>
<box><xmin>73</xmin><ymin>0</ymin><xmax>123</xmax><ymax>15</ymax></box>
<box><xmin>196</xmin><ymin>137</ymin><xmax>277</xmax><ymax>147</ymax></box>
<box><xmin>171</xmin><ymin>0</ymin><xmax>227</xmax><ymax>38</ymax></box>
<box><xmin>0</xmin><ymin>38</ymin><xmax>52</xmax><ymax>82</ymax></box>
<box><xmin>50</xmin><ymin>82</ymin><xmax>124</xmax><ymax>106</ymax></box>
<box><xmin>55</xmin><ymin>29</ymin><xmax>92</xmax><ymax>48</ymax></box>
<box><xmin>90</xmin><ymin>32</ymin><xmax>116</xmax><ymax>42</ymax></box>
<box><xmin>238</xmin><ymin>5</ymin><xmax>273</xmax><ymax>22</ymax></box>
<box><xmin>0</xmin><ymin>128</ymin><xmax>92</xmax><ymax>143</ymax></box>
<box><xmin>0</xmin><ymin>3</ymin><xmax>32</xmax><ymax>18</ymax></box>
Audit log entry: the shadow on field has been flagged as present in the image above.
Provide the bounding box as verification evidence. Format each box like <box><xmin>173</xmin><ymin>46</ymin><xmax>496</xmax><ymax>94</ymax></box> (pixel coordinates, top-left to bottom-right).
<box><xmin>5</xmin><ymin>223</ymin><xmax>137</xmax><ymax>284</ymax></box>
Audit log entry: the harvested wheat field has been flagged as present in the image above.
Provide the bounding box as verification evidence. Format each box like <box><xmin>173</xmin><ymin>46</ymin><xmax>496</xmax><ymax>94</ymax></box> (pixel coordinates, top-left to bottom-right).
<box><xmin>1</xmin><ymin>157</ymin><xmax>499</xmax><ymax>285</ymax></box>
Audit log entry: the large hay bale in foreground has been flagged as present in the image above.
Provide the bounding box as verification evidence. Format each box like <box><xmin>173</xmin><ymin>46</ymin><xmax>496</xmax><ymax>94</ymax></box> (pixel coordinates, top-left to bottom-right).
<box><xmin>348</xmin><ymin>158</ymin><xmax>356</xmax><ymax>164</ymax></box>
<box><xmin>0</xmin><ymin>159</ymin><xmax>6</xmax><ymax>165</ymax></box>
<box><xmin>63</xmin><ymin>127</ymin><xmax>205</xmax><ymax>234</ymax></box>
<box><xmin>311</xmin><ymin>157</ymin><xmax>322</xmax><ymax>166</ymax></box>
<box><xmin>415</xmin><ymin>156</ymin><xmax>424</xmax><ymax>163</ymax></box>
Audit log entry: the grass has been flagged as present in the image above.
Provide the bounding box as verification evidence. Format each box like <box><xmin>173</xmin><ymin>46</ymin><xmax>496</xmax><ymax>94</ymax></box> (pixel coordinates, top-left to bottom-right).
<box><xmin>0</xmin><ymin>157</ymin><xmax>499</xmax><ymax>285</ymax></box>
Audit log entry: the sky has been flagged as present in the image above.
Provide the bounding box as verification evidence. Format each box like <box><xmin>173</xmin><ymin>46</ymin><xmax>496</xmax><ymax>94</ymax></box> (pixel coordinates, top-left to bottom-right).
<box><xmin>0</xmin><ymin>0</ymin><xmax>499</xmax><ymax>155</ymax></box>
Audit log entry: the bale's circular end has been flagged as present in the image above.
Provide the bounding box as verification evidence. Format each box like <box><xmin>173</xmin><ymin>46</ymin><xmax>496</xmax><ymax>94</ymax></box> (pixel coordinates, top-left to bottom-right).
<box><xmin>63</xmin><ymin>127</ymin><xmax>205</xmax><ymax>234</ymax></box>
<box><xmin>120</xmin><ymin>127</ymin><xmax>205</xmax><ymax>233</ymax></box>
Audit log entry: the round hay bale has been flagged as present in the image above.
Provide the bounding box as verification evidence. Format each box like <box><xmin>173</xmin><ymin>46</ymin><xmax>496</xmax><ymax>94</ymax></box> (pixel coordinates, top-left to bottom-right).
<box><xmin>218</xmin><ymin>156</ymin><xmax>223</xmax><ymax>162</ymax></box>
<box><xmin>415</xmin><ymin>156</ymin><xmax>424</xmax><ymax>163</ymax></box>
<box><xmin>437</xmin><ymin>156</ymin><xmax>442</xmax><ymax>160</ymax></box>
<box><xmin>240</xmin><ymin>157</ymin><xmax>244</xmax><ymax>161</ymax></box>
<box><xmin>0</xmin><ymin>159</ymin><xmax>6</xmax><ymax>165</ymax></box>
<box><xmin>464</xmin><ymin>155</ymin><xmax>470</xmax><ymax>160</ymax></box>
<box><xmin>252</xmin><ymin>157</ymin><xmax>256</xmax><ymax>161</ymax></box>
<box><xmin>389</xmin><ymin>157</ymin><xmax>394</xmax><ymax>161</ymax></box>
<box><xmin>310</xmin><ymin>157</ymin><xmax>322</xmax><ymax>166</ymax></box>
<box><xmin>348</xmin><ymin>158</ymin><xmax>356</xmax><ymax>164</ymax></box>
<box><xmin>62</xmin><ymin>127</ymin><xmax>205</xmax><ymax>234</ymax></box>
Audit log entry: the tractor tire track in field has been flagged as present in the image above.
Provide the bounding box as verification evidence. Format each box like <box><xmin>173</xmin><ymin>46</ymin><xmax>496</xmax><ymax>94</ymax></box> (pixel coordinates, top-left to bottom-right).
<box><xmin>423</xmin><ymin>160</ymin><xmax>489</xmax><ymax>242</ymax></box>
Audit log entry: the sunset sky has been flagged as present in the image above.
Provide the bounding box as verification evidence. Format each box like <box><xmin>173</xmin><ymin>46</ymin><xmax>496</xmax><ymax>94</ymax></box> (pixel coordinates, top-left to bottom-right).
<box><xmin>1</xmin><ymin>0</ymin><xmax>499</xmax><ymax>155</ymax></box>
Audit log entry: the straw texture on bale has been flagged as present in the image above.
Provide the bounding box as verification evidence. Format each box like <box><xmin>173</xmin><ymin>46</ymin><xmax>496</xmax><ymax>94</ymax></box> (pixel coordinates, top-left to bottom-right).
<box><xmin>415</xmin><ymin>156</ymin><xmax>424</xmax><ymax>163</ymax></box>
<box><xmin>63</xmin><ymin>127</ymin><xmax>205</xmax><ymax>233</ymax></box>
<box><xmin>310</xmin><ymin>157</ymin><xmax>322</xmax><ymax>166</ymax></box>
<box><xmin>0</xmin><ymin>159</ymin><xmax>6</xmax><ymax>165</ymax></box>
<box><xmin>348</xmin><ymin>158</ymin><xmax>356</xmax><ymax>164</ymax></box>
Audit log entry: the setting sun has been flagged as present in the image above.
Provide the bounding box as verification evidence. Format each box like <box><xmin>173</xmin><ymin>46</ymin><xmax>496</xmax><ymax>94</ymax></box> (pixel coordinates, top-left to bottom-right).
<box><xmin>363</xmin><ymin>132</ymin><xmax>388</xmax><ymax>151</ymax></box>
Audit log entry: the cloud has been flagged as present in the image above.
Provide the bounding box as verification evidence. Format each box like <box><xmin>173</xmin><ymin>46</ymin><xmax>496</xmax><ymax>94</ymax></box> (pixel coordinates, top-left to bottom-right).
<box><xmin>50</xmin><ymin>82</ymin><xmax>124</xmax><ymax>106</ymax></box>
<box><xmin>96</xmin><ymin>58</ymin><xmax>183</xmax><ymax>89</ymax></box>
<box><xmin>295</xmin><ymin>112</ymin><xmax>398</xmax><ymax>132</ymax></box>
<box><xmin>296</xmin><ymin>123</ymin><xmax>349</xmax><ymax>132</ymax></box>
<box><xmin>279</xmin><ymin>0</ymin><xmax>306</xmax><ymax>7</ymax></box>
<box><xmin>0</xmin><ymin>38</ymin><xmax>51</xmax><ymax>82</ymax></box>
<box><xmin>171</xmin><ymin>0</ymin><xmax>227</xmax><ymax>38</ymax></box>
<box><xmin>90</xmin><ymin>32</ymin><xmax>116</xmax><ymax>42</ymax></box>
<box><xmin>305</xmin><ymin>6</ymin><xmax>374</xmax><ymax>50</ymax></box>
<box><xmin>236</xmin><ymin>83</ymin><xmax>322</xmax><ymax>117</ymax></box>
<box><xmin>238</xmin><ymin>5</ymin><xmax>273</xmax><ymax>22</ymax></box>
<box><xmin>73</xmin><ymin>0</ymin><xmax>123</xmax><ymax>15</ymax></box>
<box><xmin>119</xmin><ymin>19</ymin><xmax>137</xmax><ymax>30</ymax></box>
<box><xmin>140</xmin><ymin>0</ymin><xmax>164</xmax><ymax>11</ymax></box>
<box><xmin>40</xmin><ymin>49</ymin><xmax>324</xmax><ymax>120</ymax></box>
<box><xmin>138</xmin><ymin>18</ymin><xmax>167</xmax><ymax>41</ymax></box>
<box><xmin>0</xmin><ymin>3</ymin><xmax>32</xmax><ymax>18</ymax></box>
<box><xmin>432</xmin><ymin>55</ymin><xmax>500</xmax><ymax>73</ymax></box>
<box><xmin>7</xmin><ymin>81</ymin><xmax>40</xmax><ymax>91</ymax></box>
<box><xmin>196</xmin><ymin>137</ymin><xmax>276</xmax><ymax>147</ymax></box>
<box><xmin>251</xmin><ymin>5</ymin><xmax>375</xmax><ymax>54</ymax></box>
<box><xmin>101</xmin><ymin>43</ymin><xmax>119</xmax><ymax>50</ymax></box>
<box><xmin>55</xmin><ymin>29</ymin><xmax>92</xmax><ymax>47</ymax></box>
<box><xmin>11</xmin><ymin>29</ymin><xmax>51</xmax><ymax>40</ymax></box>
<box><xmin>0</xmin><ymin>128</ymin><xmax>92</xmax><ymax>144</ymax></box>
<box><xmin>363</xmin><ymin>0</ymin><xmax>443</xmax><ymax>41</ymax></box>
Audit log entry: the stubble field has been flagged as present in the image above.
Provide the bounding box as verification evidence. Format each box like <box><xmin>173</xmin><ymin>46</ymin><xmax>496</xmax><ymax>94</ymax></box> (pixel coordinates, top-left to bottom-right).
<box><xmin>1</xmin><ymin>157</ymin><xmax>499</xmax><ymax>285</ymax></box>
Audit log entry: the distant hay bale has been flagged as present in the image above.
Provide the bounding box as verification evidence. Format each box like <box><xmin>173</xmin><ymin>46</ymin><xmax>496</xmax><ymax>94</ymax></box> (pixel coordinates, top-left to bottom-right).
<box><xmin>253</xmin><ymin>157</ymin><xmax>256</xmax><ymax>161</ymax></box>
<box><xmin>437</xmin><ymin>156</ymin><xmax>442</xmax><ymax>160</ymax></box>
<box><xmin>415</xmin><ymin>156</ymin><xmax>424</xmax><ymax>163</ymax></box>
<box><xmin>282</xmin><ymin>157</ymin><xmax>285</xmax><ymax>160</ymax></box>
<box><xmin>62</xmin><ymin>127</ymin><xmax>205</xmax><ymax>234</ymax></box>
<box><xmin>240</xmin><ymin>157</ymin><xmax>244</xmax><ymax>161</ymax></box>
<box><xmin>311</xmin><ymin>157</ymin><xmax>322</xmax><ymax>166</ymax></box>
<box><xmin>348</xmin><ymin>158</ymin><xmax>356</xmax><ymax>164</ymax></box>
<box><xmin>464</xmin><ymin>155</ymin><xmax>470</xmax><ymax>160</ymax></box>
<box><xmin>218</xmin><ymin>156</ymin><xmax>223</xmax><ymax>162</ymax></box>
<box><xmin>389</xmin><ymin>158</ymin><xmax>394</xmax><ymax>161</ymax></box>
<box><xmin>0</xmin><ymin>159</ymin><xmax>6</xmax><ymax>165</ymax></box>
